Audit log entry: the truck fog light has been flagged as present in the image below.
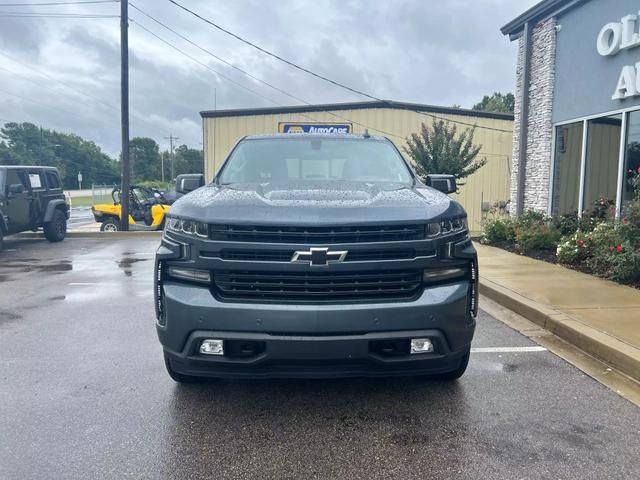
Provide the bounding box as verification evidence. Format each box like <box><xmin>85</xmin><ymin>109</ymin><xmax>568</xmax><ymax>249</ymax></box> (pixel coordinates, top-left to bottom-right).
<box><xmin>410</xmin><ymin>338</ymin><xmax>434</xmax><ymax>354</ymax></box>
<box><xmin>200</xmin><ymin>339</ymin><xmax>224</xmax><ymax>355</ymax></box>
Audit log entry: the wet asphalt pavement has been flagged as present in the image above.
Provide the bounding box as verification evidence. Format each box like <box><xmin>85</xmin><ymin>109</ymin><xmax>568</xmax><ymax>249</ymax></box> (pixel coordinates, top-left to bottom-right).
<box><xmin>1</xmin><ymin>236</ymin><xmax>639</xmax><ymax>480</ymax></box>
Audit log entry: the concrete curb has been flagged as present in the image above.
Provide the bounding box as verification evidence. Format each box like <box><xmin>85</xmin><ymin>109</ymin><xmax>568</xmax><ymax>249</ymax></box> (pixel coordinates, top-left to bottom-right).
<box><xmin>480</xmin><ymin>278</ymin><xmax>640</xmax><ymax>383</ymax></box>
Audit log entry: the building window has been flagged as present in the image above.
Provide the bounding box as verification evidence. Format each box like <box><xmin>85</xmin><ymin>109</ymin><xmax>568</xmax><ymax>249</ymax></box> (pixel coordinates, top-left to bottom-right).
<box><xmin>623</xmin><ymin>110</ymin><xmax>640</xmax><ymax>213</ymax></box>
<box><xmin>582</xmin><ymin>114</ymin><xmax>622</xmax><ymax>216</ymax></box>
<box><xmin>551</xmin><ymin>122</ymin><xmax>583</xmax><ymax>216</ymax></box>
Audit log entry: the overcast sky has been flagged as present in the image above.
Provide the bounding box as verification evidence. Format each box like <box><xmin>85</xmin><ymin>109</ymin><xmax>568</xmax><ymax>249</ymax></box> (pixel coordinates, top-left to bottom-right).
<box><xmin>0</xmin><ymin>0</ymin><xmax>538</xmax><ymax>156</ymax></box>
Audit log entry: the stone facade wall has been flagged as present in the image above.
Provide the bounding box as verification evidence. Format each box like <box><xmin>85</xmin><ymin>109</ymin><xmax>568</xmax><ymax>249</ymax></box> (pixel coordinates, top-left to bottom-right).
<box><xmin>511</xmin><ymin>17</ymin><xmax>557</xmax><ymax>214</ymax></box>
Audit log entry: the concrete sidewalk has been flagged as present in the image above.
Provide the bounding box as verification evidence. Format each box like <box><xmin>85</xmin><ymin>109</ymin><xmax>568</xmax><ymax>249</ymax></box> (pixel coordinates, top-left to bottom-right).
<box><xmin>476</xmin><ymin>243</ymin><xmax>640</xmax><ymax>383</ymax></box>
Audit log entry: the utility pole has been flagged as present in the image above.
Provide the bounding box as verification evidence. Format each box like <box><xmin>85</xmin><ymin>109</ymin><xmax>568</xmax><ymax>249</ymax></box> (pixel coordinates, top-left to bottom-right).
<box><xmin>164</xmin><ymin>134</ymin><xmax>179</xmax><ymax>180</ymax></box>
<box><xmin>161</xmin><ymin>152</ymin><xmax>165</xmax><ymax>183</ymax></box>
<box><xmin>120</xmin><ymin>0</ymin><xmax>130</xmax><ymax>231</ymax></box>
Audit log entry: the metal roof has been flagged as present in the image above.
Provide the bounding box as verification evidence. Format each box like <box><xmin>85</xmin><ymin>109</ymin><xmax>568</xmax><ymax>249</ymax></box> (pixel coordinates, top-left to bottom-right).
<box><xmin>200</xmin><ymin>100</ymin><xmax>514</xmax><ymax>121</ymax></box>
<box><xmin>501</xmin><ymin>0</ymin><xmax>587</xmax><ymax>39</ymax></box>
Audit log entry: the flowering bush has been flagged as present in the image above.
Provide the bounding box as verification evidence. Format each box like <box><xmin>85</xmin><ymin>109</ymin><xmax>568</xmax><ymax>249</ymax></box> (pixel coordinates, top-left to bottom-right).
<box><xmin>481</xmin><ymin>172</ymin><xmax>639</xmax><ymax>286</ymax></box>
<box><xmin>556</xmin><ymin>230</ymin><xmax>592</xmax><ymax>265</ymax></box>
<box><xmin>556</xmin><ymin>171</ymin><xmax>640</xmax><ymax>285</ymax></box>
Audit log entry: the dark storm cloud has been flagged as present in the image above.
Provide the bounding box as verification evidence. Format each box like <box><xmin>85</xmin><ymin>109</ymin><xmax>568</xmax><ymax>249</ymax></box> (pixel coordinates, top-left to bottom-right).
<box><xmin>0</xmin><ymin>0</ymin><xmax>538</xmax><ymax>156</ymax></box>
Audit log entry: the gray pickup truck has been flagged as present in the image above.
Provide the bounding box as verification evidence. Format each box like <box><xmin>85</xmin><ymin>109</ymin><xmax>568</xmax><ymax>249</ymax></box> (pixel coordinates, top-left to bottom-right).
<box><xmin>155</xmin><ymin>133</ymin><xmax>478</xmax><ymax>382</ymax></box>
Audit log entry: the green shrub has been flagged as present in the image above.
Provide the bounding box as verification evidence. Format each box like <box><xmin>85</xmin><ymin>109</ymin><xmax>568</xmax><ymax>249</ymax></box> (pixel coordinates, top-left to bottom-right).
<box><xmin>481</xmin><ymin>217</ymin><xmax>516</xmax><ymax>244</ymax></box>
<box><xmin>515</xmin><ymin>223</ymin><xmax>561</xmax><ymax>251</ymax></box>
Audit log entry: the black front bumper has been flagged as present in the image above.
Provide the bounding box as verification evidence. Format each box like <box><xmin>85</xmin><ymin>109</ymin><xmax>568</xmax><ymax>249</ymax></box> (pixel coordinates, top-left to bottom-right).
<box><xmin>158</xmin><ymin>280</ymin><xmax>475</xmax><ymax>379</ymax></box>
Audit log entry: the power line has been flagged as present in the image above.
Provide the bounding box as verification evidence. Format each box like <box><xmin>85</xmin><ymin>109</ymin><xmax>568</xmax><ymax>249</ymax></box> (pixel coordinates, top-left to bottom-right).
<box><xmin>0</xmin><ymin>14</ymin><xmax>118</xmax><ymax>17</ymax></box>
<box><xmin>130</xmin><ymin>19</ymin><xmax>286</xmax><ymax>108</ymax></box>
<box><xmin>0</xmin><ymin>88</ymin><xmax>70</xmax><ymax>112</ymax></box>
<box><xmin>128</xmin><ymin>8</ymin><xmax>405</xmax><ymax>140</ymax></box>
<box><xmin>166</xmin><ymin>0</ymin><xmax>377</xmax><ymax>102</ymax></box>
<box><xmin>0</xmin><ymin>1</ymin><xmax>117</xmax><ymax>5</ymax></box>
<box><xmin>0</xmin><ymin>48</ymin><xmax>201</xmax><ymax>145</ymax></box>
<box><xmin>166</xmin><ymin>0</ymin><xmax>512</xmax><ymax>134</ymax></box>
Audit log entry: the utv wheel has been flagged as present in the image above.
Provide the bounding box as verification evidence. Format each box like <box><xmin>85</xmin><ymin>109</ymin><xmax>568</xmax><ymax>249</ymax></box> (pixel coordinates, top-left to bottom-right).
<box><xmin>100</xmin><ymin>218</ymin><xmax>120</xmax><ymax>232</ymax></box>
<box><xmin>43</xmin><ymin>209</ymin><xmax>67</xmax><ymax>242</ymax></box>
<box><xmin>164</xmin><ymin>352</ymin><xmax>206</xmax><ymax>384</ymax></box>
<box><xmin>434</xmin><ymin>349</ymin><xmax>470</xmax><ymax>381</ymax></box>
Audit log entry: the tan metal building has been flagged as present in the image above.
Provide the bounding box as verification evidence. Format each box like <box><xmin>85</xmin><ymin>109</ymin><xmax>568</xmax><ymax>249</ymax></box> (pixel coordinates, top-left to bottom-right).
<box><xmin>200</xmin><ymin>100</ymin><xmax>513</xmax><ymax>231</ymax></box>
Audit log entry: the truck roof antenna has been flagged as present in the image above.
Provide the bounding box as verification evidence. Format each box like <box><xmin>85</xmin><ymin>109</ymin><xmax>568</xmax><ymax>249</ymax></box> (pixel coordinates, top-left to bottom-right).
<box><xmin>363</xmin><ymin>129</ymin><xmax>370</xmax><ymax>138</ymax></box>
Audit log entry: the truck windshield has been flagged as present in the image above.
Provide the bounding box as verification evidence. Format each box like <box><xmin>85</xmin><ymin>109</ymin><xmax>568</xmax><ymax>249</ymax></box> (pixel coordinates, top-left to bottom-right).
<box><xmin>219</xmin><ymin>137</ymin><xmax>413</xmax><ymax>184</ymax></box>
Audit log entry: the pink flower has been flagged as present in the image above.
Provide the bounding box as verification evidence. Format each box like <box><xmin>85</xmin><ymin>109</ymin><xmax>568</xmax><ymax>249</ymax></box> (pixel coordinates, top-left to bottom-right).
<box><xmin>616</xmin><ymin>245</ymin><xmax>623</xmax><ymax>253</ymax></box>
<box><xmin>622</xmin><ymin>218</ymin><xmax>629</xmax><ymax>225</ymax></box>
<box><xmin>630</xmin><ymin>169</ymin><xmax>635</xmax><ymax>173</ymax></box>
<box><xmin>577</xmin><ymin>239</ymin><xmax>585</xmax><ymax>247</ymax></box>
<box><xmin>637</xmin><ymin>166</ymin><xmax>640</xmax><ymax>173</ymax></box>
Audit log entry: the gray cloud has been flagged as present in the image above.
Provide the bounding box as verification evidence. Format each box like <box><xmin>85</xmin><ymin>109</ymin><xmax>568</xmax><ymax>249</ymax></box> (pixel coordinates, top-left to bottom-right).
<box><xmin>0</xmin><ymin>0</ymin><xmax>537</xmax><ymax>156</ymax></box>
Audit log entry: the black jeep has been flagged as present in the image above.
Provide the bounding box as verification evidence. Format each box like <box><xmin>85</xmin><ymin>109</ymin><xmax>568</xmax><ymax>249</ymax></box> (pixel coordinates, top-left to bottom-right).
<box><xmin>0</xmin><ymin>166</ymin><xmax>69</xmax><ymax>249</ymax></box>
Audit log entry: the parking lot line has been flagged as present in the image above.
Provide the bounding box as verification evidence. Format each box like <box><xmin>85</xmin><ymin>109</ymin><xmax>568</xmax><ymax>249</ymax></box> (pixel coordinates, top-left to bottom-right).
<box><xmin>471</xmin><ymin>346</ymin><xmax>547</xmax><ymax>353</ymax></box>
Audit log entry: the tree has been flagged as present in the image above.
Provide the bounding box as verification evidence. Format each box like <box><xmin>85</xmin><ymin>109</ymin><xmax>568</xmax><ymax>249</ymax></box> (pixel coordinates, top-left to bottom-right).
<box><xmin>130</xmin><ymin>137</ymin><xmax>161</xmax><ymax>182</ymax></box>
<box><xmin>403</xmin><ymin>120</ymin><xmax>486</xmax><ymax>183</ymax></box>
<box><xmin>472</xmin><ymin>92</ymin><xmax>515</xmax><ymax>114</ymax></box>
<box><xmin>173</xmin><ymin>144</ymin><xmax>204</xmax><ymax>177</ymax></box>
<box><xmin>0</xmin><ymin>122</ymin><xmax>119</xmax><ymax>188</ymax></box>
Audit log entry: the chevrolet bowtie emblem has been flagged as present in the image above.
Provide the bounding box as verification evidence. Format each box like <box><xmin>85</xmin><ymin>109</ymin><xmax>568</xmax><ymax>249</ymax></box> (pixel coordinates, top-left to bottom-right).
<box><xmin>291</xmin><ymin>247</ymin><xmax>348</xmax><ymax>267</ymax></box>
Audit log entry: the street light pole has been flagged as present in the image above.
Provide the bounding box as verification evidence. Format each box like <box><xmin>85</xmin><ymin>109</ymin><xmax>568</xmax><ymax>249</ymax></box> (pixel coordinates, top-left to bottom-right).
<box><xmin>120</xmin><ymin>0</ymin><xmax>130</xmax><ymax>231</ymax></box>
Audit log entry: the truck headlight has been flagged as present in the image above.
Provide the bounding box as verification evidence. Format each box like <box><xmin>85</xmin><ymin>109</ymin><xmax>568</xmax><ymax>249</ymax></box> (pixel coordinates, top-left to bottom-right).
<box><xmin>426</xmin><ymin>217</ymin><xmax>467</xmax><ymax>238</ymax></box>
<box><xmin>166</xmin><ymin>216</ymin><xmax>209</xmax><ymax>238</ymax></box>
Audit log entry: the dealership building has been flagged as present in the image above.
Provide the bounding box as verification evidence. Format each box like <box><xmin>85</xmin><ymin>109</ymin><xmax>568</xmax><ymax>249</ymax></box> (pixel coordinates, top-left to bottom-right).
<box><xmin>200</xmin><ymin>100</ymin><xmax>513</xmax><ymax>231</ymax></box>
<box><xmin>503</xmin><ymin>0</ymin><xmax>640</xmax><ymax>217</ymax></box>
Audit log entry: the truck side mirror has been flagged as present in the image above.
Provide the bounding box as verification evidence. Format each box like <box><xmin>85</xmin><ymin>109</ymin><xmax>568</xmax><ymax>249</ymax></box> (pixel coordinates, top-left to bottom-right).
<box><xmin>426</xmin><ymin>174</ymin><xmax>457</xmax><ymax>194</ymax></box>
<box><xmin>176</xmin><ymin>174</ymin><xmax>205</xmax><ymax>195</ymax></box>
<box><xmin>8</xmin><ymin>183</ymin><xmax>24</xmax><ymax>194</ymax></box>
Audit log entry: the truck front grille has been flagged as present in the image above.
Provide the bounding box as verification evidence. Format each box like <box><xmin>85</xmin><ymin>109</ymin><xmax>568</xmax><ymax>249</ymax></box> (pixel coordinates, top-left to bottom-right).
<box><xmin>213</xmin><ymin>269</ymin><xmax>422</xmax><ymax>303</ymax></box>
<box><xmin>210</xmin><ymin>224</ymin><xmax>426</xmax><ymax>244</ymax></box>
<box><xmin>214</xmin><ymin>248</ymin><xmax>426</xmax><ymax>262</ymax></box>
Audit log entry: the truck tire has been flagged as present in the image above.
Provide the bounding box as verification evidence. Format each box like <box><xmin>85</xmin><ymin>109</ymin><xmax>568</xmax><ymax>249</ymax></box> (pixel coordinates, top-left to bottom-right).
<box><xmin>163</xmin><ymin>352</ymin><xmax>207</xmax><ymax>384</ymax></box>
<box><xmin>43</xmin><ymin>208</ymin><xmax>67</xmax><ymax>243</ymax></box>
<box><xmin>0</xmin><ymin>227</ymin><xmax>4</xmax><ymax>251</ymax></box>
<box><xmin>100</xmin><ymin>217</ymin><xmax>120</xmax><ymax>232</ymax></box>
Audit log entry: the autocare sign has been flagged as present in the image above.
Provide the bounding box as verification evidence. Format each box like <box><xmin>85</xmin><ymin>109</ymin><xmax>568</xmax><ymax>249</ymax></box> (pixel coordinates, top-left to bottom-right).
<box><xmin>278</xmin><ymin>122</ymin><xmax>352</xmax><ymax>134</ymax></box>
<box><xmin>598</xmin><ymin>12</ymin><xmax>640</xmax><ymax>100</ymax></box>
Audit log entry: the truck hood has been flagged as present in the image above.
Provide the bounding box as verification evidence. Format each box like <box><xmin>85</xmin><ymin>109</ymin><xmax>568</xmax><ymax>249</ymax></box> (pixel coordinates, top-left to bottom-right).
<box><xmin>169</xmin><ymin>181</ymin><xmax>463</xmax><ymax>225</ymax></box>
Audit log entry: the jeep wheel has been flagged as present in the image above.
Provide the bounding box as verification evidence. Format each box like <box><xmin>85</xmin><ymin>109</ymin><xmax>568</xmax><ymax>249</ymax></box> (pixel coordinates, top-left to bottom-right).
<box><xmin>43</xmin><ymin>209</ymin><xmax>67</xmax><ymax>243</ymax></box>
<box><xmin>100</xmin><ymin>218</ymin><xmax>120</xmax><ymax>232</ymax></box>
<box><xmin>164</xmin><ymin>352</ymin><xmax>207</xmax><ymax>383</ymax></box>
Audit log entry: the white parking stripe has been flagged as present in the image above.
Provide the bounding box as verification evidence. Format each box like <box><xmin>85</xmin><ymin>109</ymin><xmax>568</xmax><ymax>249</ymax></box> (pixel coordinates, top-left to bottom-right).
<box><xmin>68</xmin><ymin>282</ymin><xmax>97</xmax><ymax>286</ymax></box>
<box><xmin>471</xmin><ymin>346</ymin><xmax>547</xmax><ymax>353</ymax></box>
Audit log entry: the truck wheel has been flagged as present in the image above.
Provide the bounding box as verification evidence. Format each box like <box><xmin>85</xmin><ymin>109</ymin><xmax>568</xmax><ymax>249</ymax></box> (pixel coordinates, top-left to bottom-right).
<box><xmin>100</xmin><ymin>218</ymin><xmax>120</xmax><ymax>232</ymax></box>
<box><xmin>0</xmin><ymin>228</ymin><xmax>4</xmax><ymax>251</ymax></box>
<box><xmin>43</xmin><ymin>209</ymin><xmax>67</xmax><ymax>242</ymax></box>
<box><xmin>434</xmin><ymin>349</ymin><xmax>470</xmax><ymax>381</ymax></box>
<box><xmin>163</xmin><ymin>352</ymin><xmax>207</xmax><ymax>383</ymax></box>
